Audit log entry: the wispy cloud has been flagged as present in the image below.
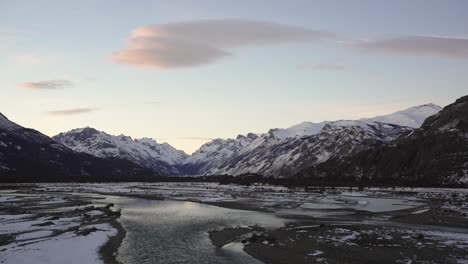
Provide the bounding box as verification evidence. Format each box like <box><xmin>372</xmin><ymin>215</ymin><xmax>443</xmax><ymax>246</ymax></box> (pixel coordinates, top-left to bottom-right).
<box><xmin>296</xmin><ymin>63</ymin><xmax>346</xmax><ymax>72</ymax></box>
<box><xmin>355</xmin><ymin>35</ymin><xmax>468</xmax><ymax>59</ymax></box>
<box><xmin>17</xmin><ymin>80</ymin><xmax>73</xmax><ymax>90</ymax></box>
<box><xmin>112</xmin><ymin>19</ymin><xmax>336</xmax><ymax>69</ymax></box>
<box><xmin>48</xmin><ymin>108</ymin><xmax>98</xmax><ymax>116</ymax></box>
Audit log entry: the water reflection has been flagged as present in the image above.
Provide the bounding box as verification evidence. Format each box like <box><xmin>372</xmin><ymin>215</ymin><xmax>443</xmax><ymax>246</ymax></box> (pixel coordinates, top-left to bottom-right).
<box><xmin>111</xmin><ymin>197</ymin><xmax>285</xmax><ymax>264</ymax></box>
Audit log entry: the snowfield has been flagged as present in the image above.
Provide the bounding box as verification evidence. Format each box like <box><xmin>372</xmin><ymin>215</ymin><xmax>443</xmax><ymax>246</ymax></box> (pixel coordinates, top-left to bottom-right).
<box><xmin>1</xmin><ymin>223</ymin><xmax>116</xmax><ymax>264</ymax></box>
<box><xmin>0</xmin><ymin>192</ymin><xmax>119</xmax><ymax>264</ymax></box>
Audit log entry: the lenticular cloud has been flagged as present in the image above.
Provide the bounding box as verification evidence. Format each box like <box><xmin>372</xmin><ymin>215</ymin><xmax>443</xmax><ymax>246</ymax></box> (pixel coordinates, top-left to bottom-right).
<box><xmin>112</xmin><ymin>19</ymin><xmax>336</xmax><ymax>69</ymax></box>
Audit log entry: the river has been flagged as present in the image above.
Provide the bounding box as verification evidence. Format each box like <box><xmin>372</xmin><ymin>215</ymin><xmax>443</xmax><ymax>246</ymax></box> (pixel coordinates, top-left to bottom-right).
<box><xmin>102</xmin><ymin>196</ymin><xmax>285</xmax><ymax>264</ymax></box>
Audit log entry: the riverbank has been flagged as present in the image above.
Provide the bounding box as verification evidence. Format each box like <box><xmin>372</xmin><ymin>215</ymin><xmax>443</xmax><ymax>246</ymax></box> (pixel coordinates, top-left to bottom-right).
<box><xmin>99</xmin><ymin>217</ymin><xmax>126</xmax><ymax>264</ymax></box>
<box><xmin>208</xmin><ymin>193</ymin><xmax>468</xmax><ymax>264</ymax></box>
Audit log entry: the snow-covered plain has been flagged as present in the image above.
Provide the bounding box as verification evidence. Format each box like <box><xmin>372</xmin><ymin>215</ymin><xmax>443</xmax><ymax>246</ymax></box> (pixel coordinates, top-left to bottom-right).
<box><xmin>1</xmin><ymin>223</ymin><xmax>116</xmax><ymax>264</ymax></box>
<box><xmin>0</xmin><ymin>192</ymin><xmax>118</xmax><ymax>264</ymax></box>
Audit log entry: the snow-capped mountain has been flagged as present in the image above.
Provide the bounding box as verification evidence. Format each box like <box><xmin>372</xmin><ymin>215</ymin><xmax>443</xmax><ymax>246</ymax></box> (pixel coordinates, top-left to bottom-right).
<box><xmin>262</xmin><ymin>121</ymin><xmax>329</xmax><ymax>141</ymax></box>
<box><xmin>184</xmin><ymin>121</ymin><xmax>412</xmax><ymax>176</ymax></box>
<box><xmin>0</xmin><ymin>101</ymin><xmax>449</xmax><ymax>181</ymax></box>
<box><xmin>297</xmin><ymin>96</ymin><xmax>468</xmax><ymax>186</ymax></box>
<box><xmin>0</xmin><ymin>113</ymin><xmax>154</xmax><ymax>181</ymax></box>
<box><xmin>47</xmin><ymin>103</ymin><xmax>442</xmax><ymax>178</ymax></box>
<box><xmin>180</xmin><ymin>123</ymin><xmax>330</xmax><ymax>175</ymax></box>
<box><xmin>179</xmin><ymin>133</ymin><xmax>258</xmax><ymax>174</ymax></box>
<box><xmin>53</xmin><ymin>127</ymin><xmax>188</xmax><ymax>175</ymax></box>
<box><xmin>364</xmin><ymin>103</ymin><xmax>442</xmax><ymax>128</ymax></box>
<box><xmin>182</xmin><ymin>104</ymin><xmax>442</xmax><ymax>176</ymax></box>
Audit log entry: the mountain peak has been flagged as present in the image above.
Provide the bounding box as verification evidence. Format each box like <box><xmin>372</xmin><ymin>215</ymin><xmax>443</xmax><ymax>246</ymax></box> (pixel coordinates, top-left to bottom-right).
<box><xmin>136</xmin><ymin>137</ymin><xmax>159</xmax><ymax>145</ymax></box>
<box><xmin>246</xmin><ymin>133</ymin><xmax>259</xmax><ymax>140</ymax></box>
<box><xmin>364</xmin><ymin>103</ymin><xmax>442</xmax><ymax>128</ymax></box>
<box><xmin>56</xmin><ymin>127</ymin><xmax>101</xmax><ymax>141</ymax></box>
<box><xmin>420</xmin><ymin>103</ymin><xmax>440</xmax><ymax>108</ymax></box>
<box><xmin>53</xmin><ymin>128</ymin><xmax>188</xmax><ymax>173</ymax></box>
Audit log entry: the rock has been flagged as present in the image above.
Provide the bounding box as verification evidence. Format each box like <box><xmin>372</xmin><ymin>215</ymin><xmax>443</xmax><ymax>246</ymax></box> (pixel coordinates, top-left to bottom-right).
<box><xmin>75</xmin><ymin>227</ymin><xmax>98</xmax><ymax>236</ymax></box>
<box><xmin>104</xmin><ymin>203</ymin><xmax>114</xmax><ymax>209</ymax></box>
<box><xmin>33</xmin><ymin>221</ymin><xmax>54</xmax><ymax>227</ymax></box>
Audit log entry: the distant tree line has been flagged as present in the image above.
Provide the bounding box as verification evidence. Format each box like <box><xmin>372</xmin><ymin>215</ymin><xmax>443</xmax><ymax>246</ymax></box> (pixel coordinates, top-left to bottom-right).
<box><xmin>1</xmin><ymin>172</ymin><xmax>465</xmax><ymax>188</ymax></box>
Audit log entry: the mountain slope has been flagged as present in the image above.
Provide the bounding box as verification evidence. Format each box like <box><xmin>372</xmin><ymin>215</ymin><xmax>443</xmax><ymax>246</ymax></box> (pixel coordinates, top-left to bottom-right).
<box><xmin>364</xmin><ymin>103</ymin><xmax>443</xmax><ymax>128</ymax></box>
<box><xmin>297</xmin><ymin>96</ymin><xmax>468</xmax><ymax>186</ymax></box>
<box><xmin>0</xmin><ymin>113</ymin><xmax>156</xmax><ymax>182</ymax></box>
<box><xmin>53</xmin><ymin>128</ymin><xmax>188</xmax><ymax>176</ymax></box>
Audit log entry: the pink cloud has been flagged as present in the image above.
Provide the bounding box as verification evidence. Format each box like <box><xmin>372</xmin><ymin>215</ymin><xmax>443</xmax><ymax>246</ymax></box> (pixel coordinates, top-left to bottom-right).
<box><xmin>112</xmin><ymin>19</ymin><xmax>336</xmax><ymax>69</ymax></box>
<box><xmin>17</xmin><ymin>80</ymin><xmax>73</xmax><ymax>90</ymax></box>
<box><xmin>48</xmin><ymin>108</ymin><xmax>98</xmax><ymax>115</ymax></box>
<box><xmin>356</xmin><ymin>35</ymin><xmax>468</xmax><ymax>58</ymax></box>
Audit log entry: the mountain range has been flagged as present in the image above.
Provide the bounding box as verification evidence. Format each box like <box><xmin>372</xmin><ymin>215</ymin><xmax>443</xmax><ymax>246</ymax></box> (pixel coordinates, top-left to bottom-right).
<box><xmin>296</xmin><ymin>96</ymin><xmax>468</xmax><ymax>186</ymax></box>
<box><xmin>179</xmin><ymin>104</ymin><xmax>441</xmax><ymax>176</ymax></box>
<box><xmin>53</xmin><ymin>127</ymin><xmax>188</xmax><ymax>176</ymax></box>
<box><xmin>3</xmin><ymin>99</ymin><xmax>467</xmax><ymax>186</ymax></box>
<box><xmin>50</xmin><ymin>103</ymin><xmax>441</xmax><ymax>177</ymax></box>
<box><xmin>0</xmin><ymin>113</ymin><xmax>155</xmax><ymax>182</ymax></box>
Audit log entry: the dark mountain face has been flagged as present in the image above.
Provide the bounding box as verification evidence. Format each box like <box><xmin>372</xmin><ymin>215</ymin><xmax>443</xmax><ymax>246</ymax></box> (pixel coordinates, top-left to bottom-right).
<box><xmin>0</xmin><ymin>114</ymin><xmax>156</xmax><ymax>182</ymax></box>
<box><xmin>296</xmin><ymin>96</ymin><xmax>468</xmax><ymax>187</ymax></box>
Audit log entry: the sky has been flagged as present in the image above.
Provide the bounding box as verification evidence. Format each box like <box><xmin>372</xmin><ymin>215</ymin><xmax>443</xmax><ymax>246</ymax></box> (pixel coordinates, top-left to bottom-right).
<box><xmin>1</xmin><ymin>0</ymin><xmax>468</xmax><ymax>154</ymax></box>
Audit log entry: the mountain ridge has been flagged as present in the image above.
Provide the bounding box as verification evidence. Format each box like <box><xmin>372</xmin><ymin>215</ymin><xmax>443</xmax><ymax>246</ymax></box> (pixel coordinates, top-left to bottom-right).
<box><xmin>0</xmin><ymin>113</ymin><xmax>156</xmax><ymax>182</ymax></box>
<box><xmin>0</xmin><ymin>102</ymin><xmax>445</xmax><ymax>181</ymax></box>
<box><xmin>181</xmin><ymin>103</ymin><xmax>442</xmax><ymax>176</ymax></box>
<box><xmin>53</xmin><ymin>127</ymin><xmax>188</xmax><ymax>176</ymax></box>
<box><xmin>296</xmin><ymin>96</ymin><xmax>468</xmax><ymax>186</ymax></box>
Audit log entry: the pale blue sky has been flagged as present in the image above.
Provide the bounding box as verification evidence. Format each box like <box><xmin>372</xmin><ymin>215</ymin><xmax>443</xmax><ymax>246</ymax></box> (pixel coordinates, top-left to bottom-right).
<box><xmin>1</xmin><ymin>0</ymin><xmax>468</xmax><ymax>153</ymax></box>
